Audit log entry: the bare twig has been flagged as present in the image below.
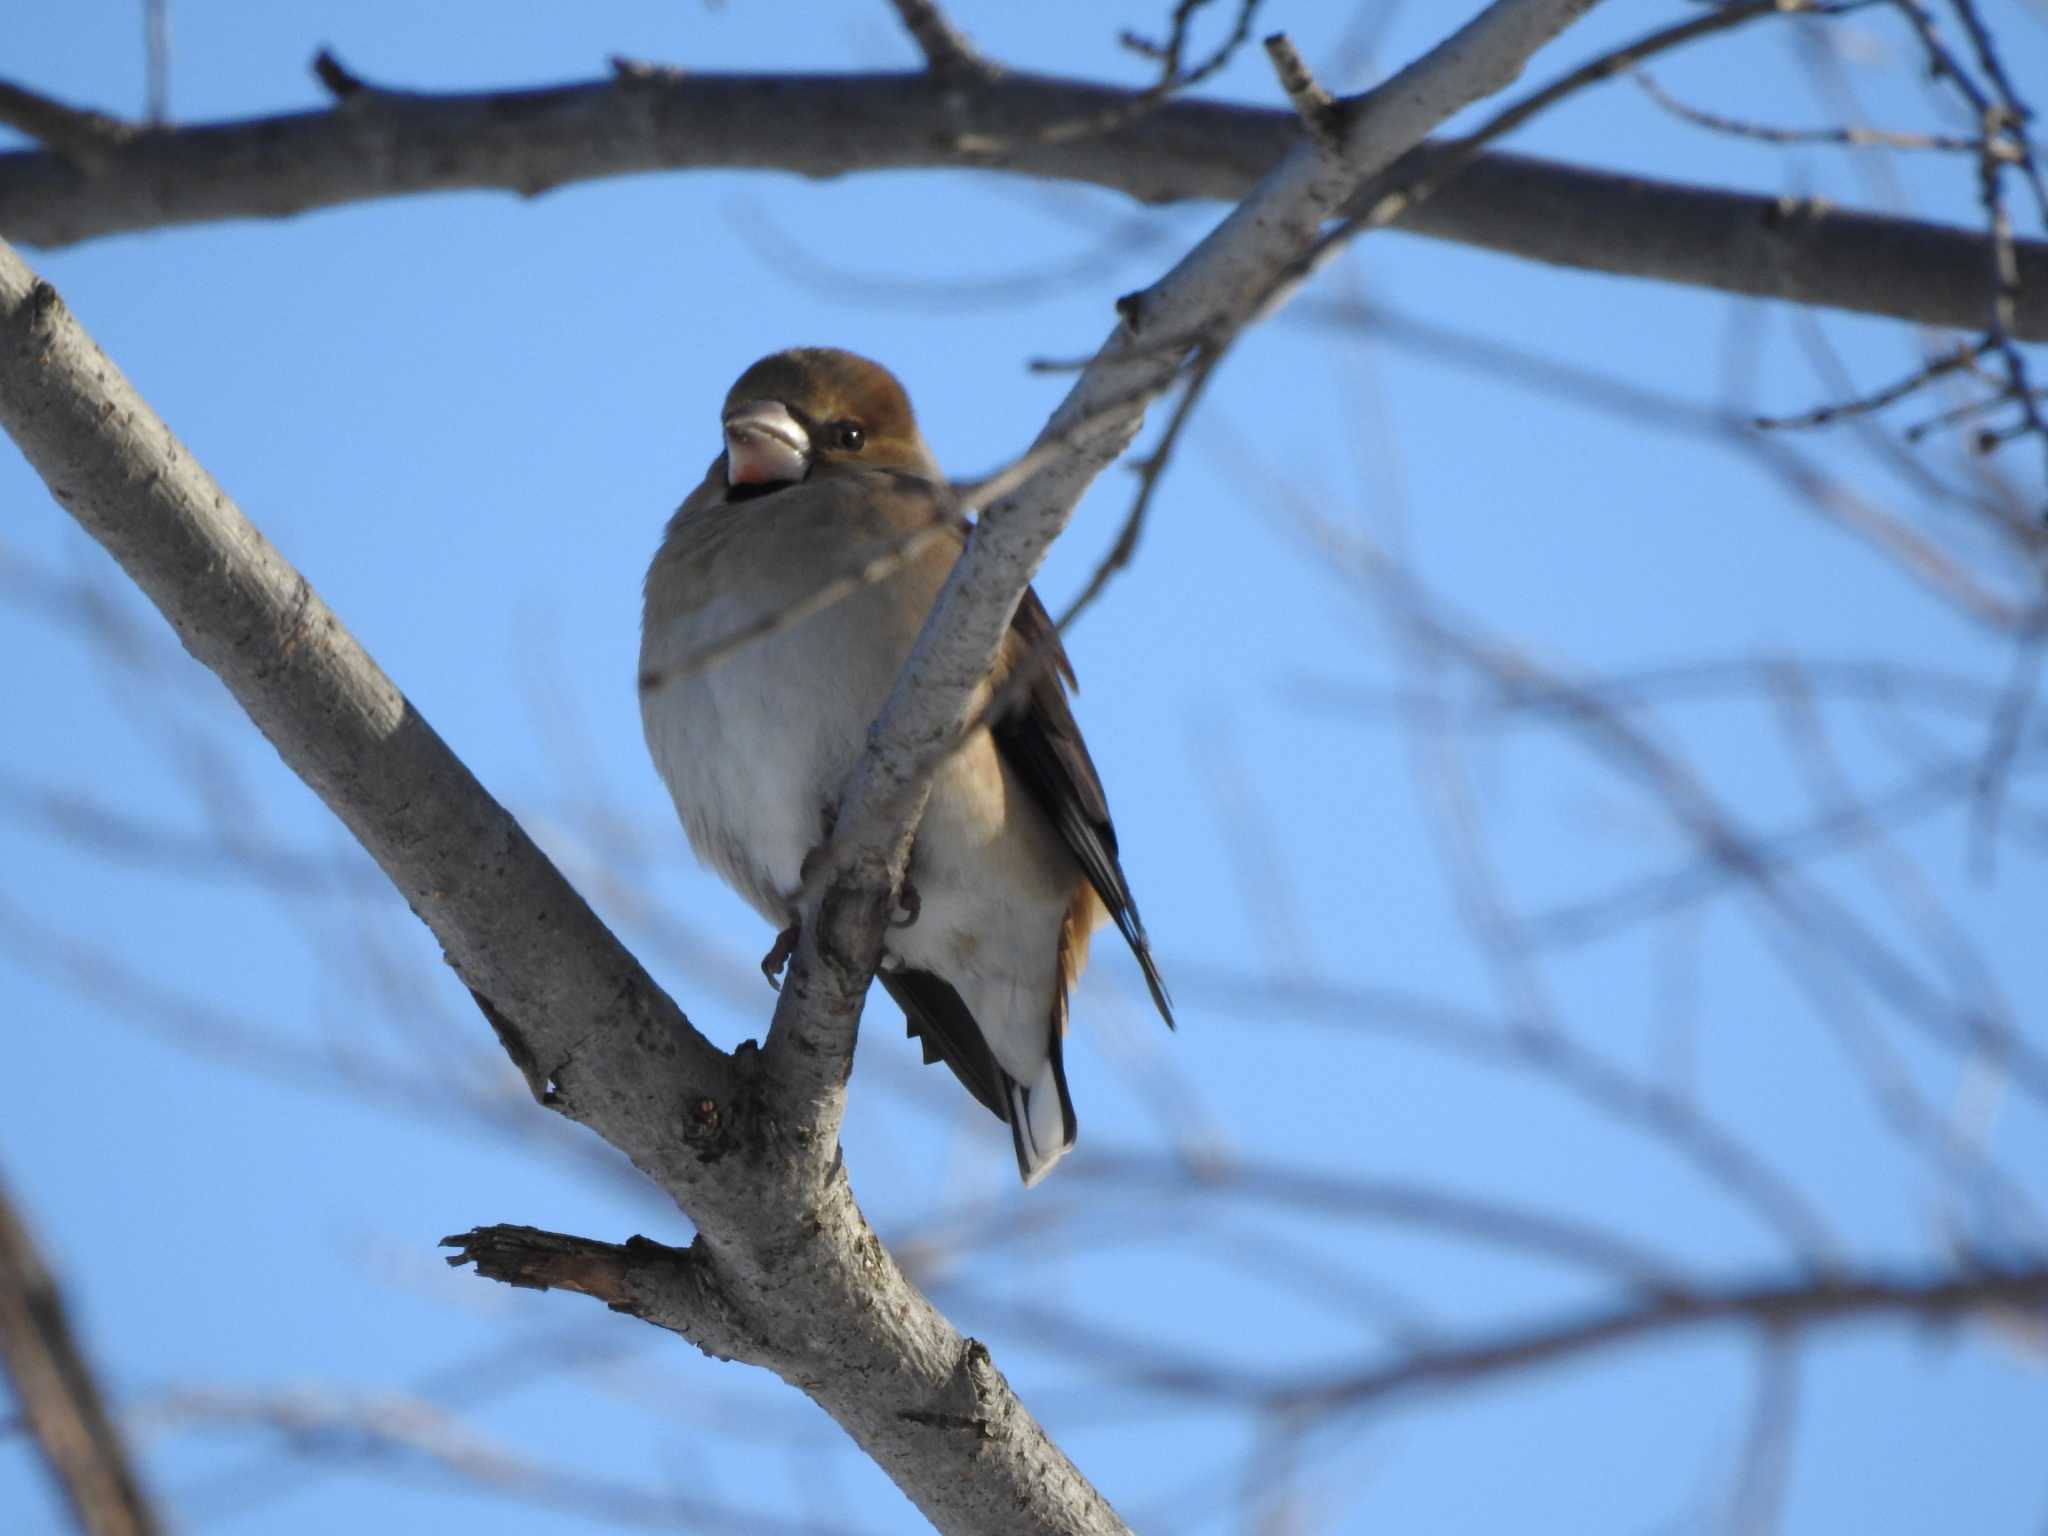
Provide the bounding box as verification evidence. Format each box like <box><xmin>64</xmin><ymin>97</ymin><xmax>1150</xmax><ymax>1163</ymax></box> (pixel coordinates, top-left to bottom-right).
<box><xmin>1636</xmin><ymin>68</ymin><xmax>1998</xmax><ymax>155</ymax></box>
<box><xmin>1971</xmin><ymin>623</ymin><xmax>2048</xmax><ymax>872</ymax></box>
<box><xmin>1754</xmin><ymin>340</ymin><xmax>1994</xmax><ymax>430</ymax></box>
<box><xmin>885</xmin><ymin>0</ymin><xmax>994</xmax><ymax>78</ymax></box>
<box><xmin>637</xmin><ymin>515</ymin><xmax>956</xmax><ymax>697</ymax></box>
<box><xmin>1322</xmin><ymin>0</ymin><xmax>1827</xmax><ymax>267</ymax></box>
<box><xmin>1517</xmin><ymin>744</ymin><xmax>2048</xmax><ymax>946</ymax></box>
<box><xmin>1728</xmin><ymin>1335</ymin><xmax>1799</xmax><ymax>1536</ymax></box>
<box><xmin>150</xmin><ymin>1385</ymin><xmax>867</xmax><ymax>1536</ymax></box>
<box><xmin>1889</xmin><ymin>0</ymin><xmax>2048</xmax><ymax>500</ymax></box>
<box><xmin>0</xmin><ymin>81</ymin><xmax>136</xmax><ymax>174</ymax></box>
<box><xmin>1056</xmin><ymin>345</ymin><xmax>1221</xmax><ymax>633</ymax></box>
<box><xmin>309</xmin><ymin>48</ymin><xmax>373</xmax><ymax>102</ymax></box>
<box><xmin>142</xmin><ymin>0</ymin><xmax>170</xmax><ymax>124</ymax></box>
<box><xmin>0</xmin><ymin>1171</ymin><xmax>164</xmax><ymax>1536</ymax></box>
<box><xmin>1280</xmin><ymin>1264</ymin><xmax>2048</xmax><ymax>1411</ymax></box>
<box><xmin>1262</xmin><ymin>32</ymin><xmax>1342</xmax><ymax>153</ymax></box>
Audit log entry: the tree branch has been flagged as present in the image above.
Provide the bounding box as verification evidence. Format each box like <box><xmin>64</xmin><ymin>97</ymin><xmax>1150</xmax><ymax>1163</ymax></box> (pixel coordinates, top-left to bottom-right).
<box><xmin>0</xmin><ymin>80</ymin><xmax>137</xmax><ymax>175</ymax></box>
<box><xmin>759</xmin><ymin>0</ymin><xmax>1612</xmax><ymax>1163</ymax></box>
<box><xmin>885</xmin><ymin>0</ymin><xmax>996</xmax><ymax>78</ymax></box>
<box><xmin>443</xmin><ymin>1225</ymin><xmax>767</xmax><ymax>1363</ymax></box>
<box><xmin>0</xmin><ymin>66</ymin><xmax>2040</xmax><ymax>338</ymax></box>
<box><xmin>0</xmin><ymin>1170</ymin><xmax>164</xmax><ymax>1536</ymax></box>
<box><xmin>1281</xmin><ymin>1263</ymin><xmax>2048</xmax><ymax>1410</ymax></box>
<box><xmin>0</xmin><ymin>250</ymin><xmax>734</xmax><ymax>1189</ymax></box>
<box><xmin>0</xmin><ymin>239</ymin><xmax>1125</xmax><ymax>1536</ymax></box>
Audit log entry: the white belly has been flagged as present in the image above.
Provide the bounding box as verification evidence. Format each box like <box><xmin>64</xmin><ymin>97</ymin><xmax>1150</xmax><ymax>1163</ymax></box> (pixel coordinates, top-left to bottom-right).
<box><xmin>641</xmin><ymin>589</ymin><xmax>889</xmax><ymax>924</ymax></box>
<box><xmin>639</xmin><ymin>486</ymin><xmax>1083</xmax><ymax>1102</ymax></box>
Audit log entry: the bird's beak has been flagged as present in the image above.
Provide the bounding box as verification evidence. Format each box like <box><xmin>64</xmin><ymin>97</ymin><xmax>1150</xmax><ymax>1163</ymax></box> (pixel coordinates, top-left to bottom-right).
<box><xmin>723</xmin><ymin>400</ymin><xmax>811</xmax><ymax>488</ymax></box>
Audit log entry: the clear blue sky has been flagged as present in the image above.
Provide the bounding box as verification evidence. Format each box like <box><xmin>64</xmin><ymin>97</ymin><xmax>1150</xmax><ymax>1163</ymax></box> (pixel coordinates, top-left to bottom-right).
<box><xmin>4</xmin><ymin>3</ymin><xmax>2045</xmax><ymax>1533</ymax></box>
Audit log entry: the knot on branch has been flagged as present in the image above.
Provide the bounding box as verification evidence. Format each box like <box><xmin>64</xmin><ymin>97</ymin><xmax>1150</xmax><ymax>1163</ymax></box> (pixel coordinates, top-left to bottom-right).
<box><xmin>1263</xmin><ymin>33</ymin><xmax>1344</xmax><ymax>155</ymax></box>
<box><xmin>898</xmin><ymin>1337</ymin><xmax>1001</xmax><ymax>1439</ymax></box>
<box><xmin>888</xmin><ymin>0</ymin><xmax>1001</xmax><ymax>82</ymax></box>
<box><xmin>1759</xmin><ymin>193</ymin><xmax>1831</xmax><ymax>234</ymax></box>
<box><xmin>465</xmin><ymin>987</ymin><xmax>554</xmax><ymax>1105</ymax></box>
<box><xmin>610</xmin><ymin>56</ymin><xmax>688</xmax><ymax>86</ymax></box>
<box><xmin>310</xmin><ymin>49</ymin><xmax>384</xmax><ymax>103</ymax></box>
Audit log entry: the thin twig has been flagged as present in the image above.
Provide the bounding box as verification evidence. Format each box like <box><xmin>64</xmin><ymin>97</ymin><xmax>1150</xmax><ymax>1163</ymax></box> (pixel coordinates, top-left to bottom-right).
<box><xmin>1636</xmin><ymin>68</ymin><xmax>1998</xmax><ymax>155</ymax></box>
<box><xmin>987</xmin><ymin>0</ymin><xmax>1270</xmax><ymax>150</ymax></box>
<box><xmin>885</xmin><ymin>0</ymin><xmax>995</xmax><ymax>78</ymax></box>
<box><xmin>143</xmin><ymin>0</ymin><xmax>170</xmax><ymax>124</ymax></box>
<box><xmin>1890</xmin><ymin>0</ymin><xmax>2048</xmax><ymax>503</ymax></box>
<box><xmin>637</xmin><ymin>517</ymin><xmax>955</xmax><ymax>697</ymax></box>
<box><xmin>1726</xmin><ymin>1335</ymin><xmax>1800</xmax><ymax>1536</ymax></box>
<box><xmin>1279</xmin><ymin>1264</ymin><xmax>2048</xmax><ymax>1411</ymax></box>
<box><xmin>1262</xmin><ymin>32</ymin><xmax>1343</xmax><ymax>153</ymax></box>
<box><xmin>1754</xmin><ymin>340</ymin><xmax>1993</xmax><ymax>431</ymax></box>
<box><xmin>0</xmin><ymin>81</ymin><xmax>135</xmax><ymax>173</ymax></box>
<box><xmin>1056</xmin><ymin>345</ymin><xmax>1221</xmax><ymax>633</ymax></box>
<box><xmin>1971</xmin><ymin>621</ymin><xmax>2048</xmax><ymax>874</ymax></box>
<box><xmin>1336</xmin><ymin>0</ymin><xmax>1820</xmax><ymax>250</ymax></box>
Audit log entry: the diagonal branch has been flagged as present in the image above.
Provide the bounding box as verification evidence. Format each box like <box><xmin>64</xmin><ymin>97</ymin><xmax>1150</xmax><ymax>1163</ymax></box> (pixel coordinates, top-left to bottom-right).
<box><xmin>0</xmin><ymin>250</ymin><xmax>734</xmax><ymax>1191</ymax></box>
<box><xmin>0</xmin><ymin>81</ymin><xmax>138</xmax><ymax>174</ymax></box>
<box><xmin>0</xmin><ymin>240</ymin><xmax>1123</xmax><ymax>1536</ymax></box>
<box><xmin>760</xmin><ymin>0</ymin><xmax>1613</xmax><ymax>1147</ymax></box>
<box><xmin>0</xmin><ymin>1170</ymin><xmax>164</xmax><ymax>1536</ymax></box>
<box><xmin>0</xmin><ymin>67</ymin><xmax>2041</xmax><ymax>338</ymax></box>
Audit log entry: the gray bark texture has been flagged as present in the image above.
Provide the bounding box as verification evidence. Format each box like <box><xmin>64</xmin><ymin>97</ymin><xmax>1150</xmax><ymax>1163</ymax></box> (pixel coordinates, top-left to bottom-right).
<box><xmin>0</xmin><ymin>65</ymin><xmax>2042</xmax><ymax>340</ymax></box>
<box><xmin>0</xmin><ymin>236</ymin><xmax>1129</xmax><ymax>1536</ymax></box>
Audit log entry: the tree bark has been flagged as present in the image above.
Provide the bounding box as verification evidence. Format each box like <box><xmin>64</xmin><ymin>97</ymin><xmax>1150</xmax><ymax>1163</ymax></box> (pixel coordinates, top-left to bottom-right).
<box><xmin>0</xmin><ymin>243</ymin><xmax>1125</xmax><ymax>1535</ymax></box>
<box><xmin>0</xmin><ymin>67</ymin><xmax>2040</xmax><ymax>339</ymax></box>
<box><xmin>0</xmin><ymin>3</ymin><xmax>1723</xmax><ymax>1530</ymax></box>
<box><xmin>0</xmin><ymin>1172</ymin><xmax>164</xmax><ymax>1536</ymax></box>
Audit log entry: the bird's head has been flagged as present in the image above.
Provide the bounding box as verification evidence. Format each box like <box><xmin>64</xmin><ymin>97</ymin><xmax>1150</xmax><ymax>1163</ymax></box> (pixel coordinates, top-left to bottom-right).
<box><xmin>718</xmin><ymin>348</ymin><xmax>936</xmax><ymax>499</ymax></box>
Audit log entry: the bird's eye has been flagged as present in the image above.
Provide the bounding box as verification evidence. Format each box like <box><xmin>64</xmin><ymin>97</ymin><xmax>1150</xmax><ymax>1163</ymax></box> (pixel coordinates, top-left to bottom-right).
<box><xmin>830</xmin><ymin>421</ymin><xmax>866</xmax><ymax>452</ymax></box>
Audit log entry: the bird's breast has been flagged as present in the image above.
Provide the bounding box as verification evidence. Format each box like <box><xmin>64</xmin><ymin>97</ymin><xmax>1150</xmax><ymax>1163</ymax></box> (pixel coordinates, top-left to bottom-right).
<box><xmin>640</xmin><ymin>518</ymin><xmax>932</xmax><ymax>921</ymax></box>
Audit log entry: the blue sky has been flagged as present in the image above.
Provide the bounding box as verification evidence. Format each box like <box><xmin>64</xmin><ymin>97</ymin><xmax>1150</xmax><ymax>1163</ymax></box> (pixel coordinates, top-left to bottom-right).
<box><xmin>3</xmin><ymin>3</ymin><xmax>2045</xmax><ymax>1533</ymax></box>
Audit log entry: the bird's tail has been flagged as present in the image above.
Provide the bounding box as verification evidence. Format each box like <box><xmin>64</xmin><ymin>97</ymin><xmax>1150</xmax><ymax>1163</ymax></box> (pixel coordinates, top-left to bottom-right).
<box><xmin>1007</xmin><ymin>1043</ymin><xmax>1076</xmax><ymax>1187</ymax></box>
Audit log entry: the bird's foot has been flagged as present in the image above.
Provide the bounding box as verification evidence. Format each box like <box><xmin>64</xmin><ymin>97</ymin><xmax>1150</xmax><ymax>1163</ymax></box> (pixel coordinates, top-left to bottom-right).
<box><xmin>889</xmin><ymin>879</ymin><xmax>922</xmax><ymax>929</ymax></box>
<box><xmin>761</xmin><ymin>921</ymin><xmax>799</xmax><ymax>991</ymax></box>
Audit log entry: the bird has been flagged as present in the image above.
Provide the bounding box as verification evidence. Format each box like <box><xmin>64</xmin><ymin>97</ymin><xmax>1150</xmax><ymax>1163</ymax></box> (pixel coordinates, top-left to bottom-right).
<box><xmin>639</xmin><ymin>347</ymin><xmax>1172</xmax><ymax>1185</ymax></box>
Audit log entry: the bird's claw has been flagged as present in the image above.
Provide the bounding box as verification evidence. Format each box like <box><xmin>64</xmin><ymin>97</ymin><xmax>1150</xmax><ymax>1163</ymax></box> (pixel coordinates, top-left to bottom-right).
<box><xmin>889</xmin><ymin>880</ymin><xmax>922</xmax><ymax>929</ymax></box>
<box><xmin>761</xmin><ymin>922</ymin><xmax>799</xmax><ymax>991</ymax></box>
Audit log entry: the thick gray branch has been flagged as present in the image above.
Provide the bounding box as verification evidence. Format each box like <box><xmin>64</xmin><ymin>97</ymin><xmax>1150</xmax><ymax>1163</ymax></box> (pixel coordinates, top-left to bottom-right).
<box><xmin>0</xmin><ymin>249</ymin><xmax>732</xmax><ymax>1190</ymax></box>
<box><xmin>0</xmin><ymin>68</ymin><xmax>2039</xmax><ymax>339</ymax></box>
<box><xmin>0</xmin><ymin>239</ymin><xmax>1125</xmax><ymax>1536</ymax></box>
<box><xmin>760</xmin><ymin>0</ymin><xmax>1610</xmax><ymax>1148</ymax></box>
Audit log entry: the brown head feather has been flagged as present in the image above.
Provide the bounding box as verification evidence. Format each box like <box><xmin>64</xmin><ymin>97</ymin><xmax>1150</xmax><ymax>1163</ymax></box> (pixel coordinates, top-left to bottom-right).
<box><xmin>722</xmin><ymin>347</ymin><xmax>936</xmax><ymax>480</ymax></box>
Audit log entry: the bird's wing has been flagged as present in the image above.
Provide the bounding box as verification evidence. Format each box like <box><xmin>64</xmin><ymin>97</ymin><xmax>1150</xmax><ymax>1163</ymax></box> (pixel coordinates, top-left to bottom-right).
<box><xmin>994</xmin><ymin>588</ymin><xmax>1174</xmax><ymax>1028</ymax></box>
<box><xmin>852</xmin><ymin>472</ymin><xmax>1173</xmax><ymax>1028</ymax></box>
<box><xmin>880</xmin><ymin>967</ymin><xmax>1008</xmax><ymax>1120</ymax></box>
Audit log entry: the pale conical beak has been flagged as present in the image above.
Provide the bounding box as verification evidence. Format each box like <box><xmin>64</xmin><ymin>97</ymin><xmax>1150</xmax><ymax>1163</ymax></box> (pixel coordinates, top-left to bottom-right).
<box><xmin>723</xmin><ymin>400</ymin><xmax>811</xmax><ymax>488</ymax></box>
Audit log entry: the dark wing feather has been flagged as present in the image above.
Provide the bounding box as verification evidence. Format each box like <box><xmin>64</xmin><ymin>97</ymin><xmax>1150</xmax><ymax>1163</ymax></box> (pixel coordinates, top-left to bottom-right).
<box><xmin>880</xmin><ymin>967</ymin><xmax>1008</xmax><ymax>1120</ymax></box>
<box><xmin>994</xmin><ymin>588</ymin><xmax>1174</xmax><ymax>1027</ymax></box>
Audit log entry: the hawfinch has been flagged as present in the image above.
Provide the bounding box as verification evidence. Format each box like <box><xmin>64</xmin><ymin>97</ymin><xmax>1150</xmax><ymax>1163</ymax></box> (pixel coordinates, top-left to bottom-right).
<box><xmin>639</xmin><ymin>348</ymin><xmax>1171</xmax><ymax>1184</ymax></box>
